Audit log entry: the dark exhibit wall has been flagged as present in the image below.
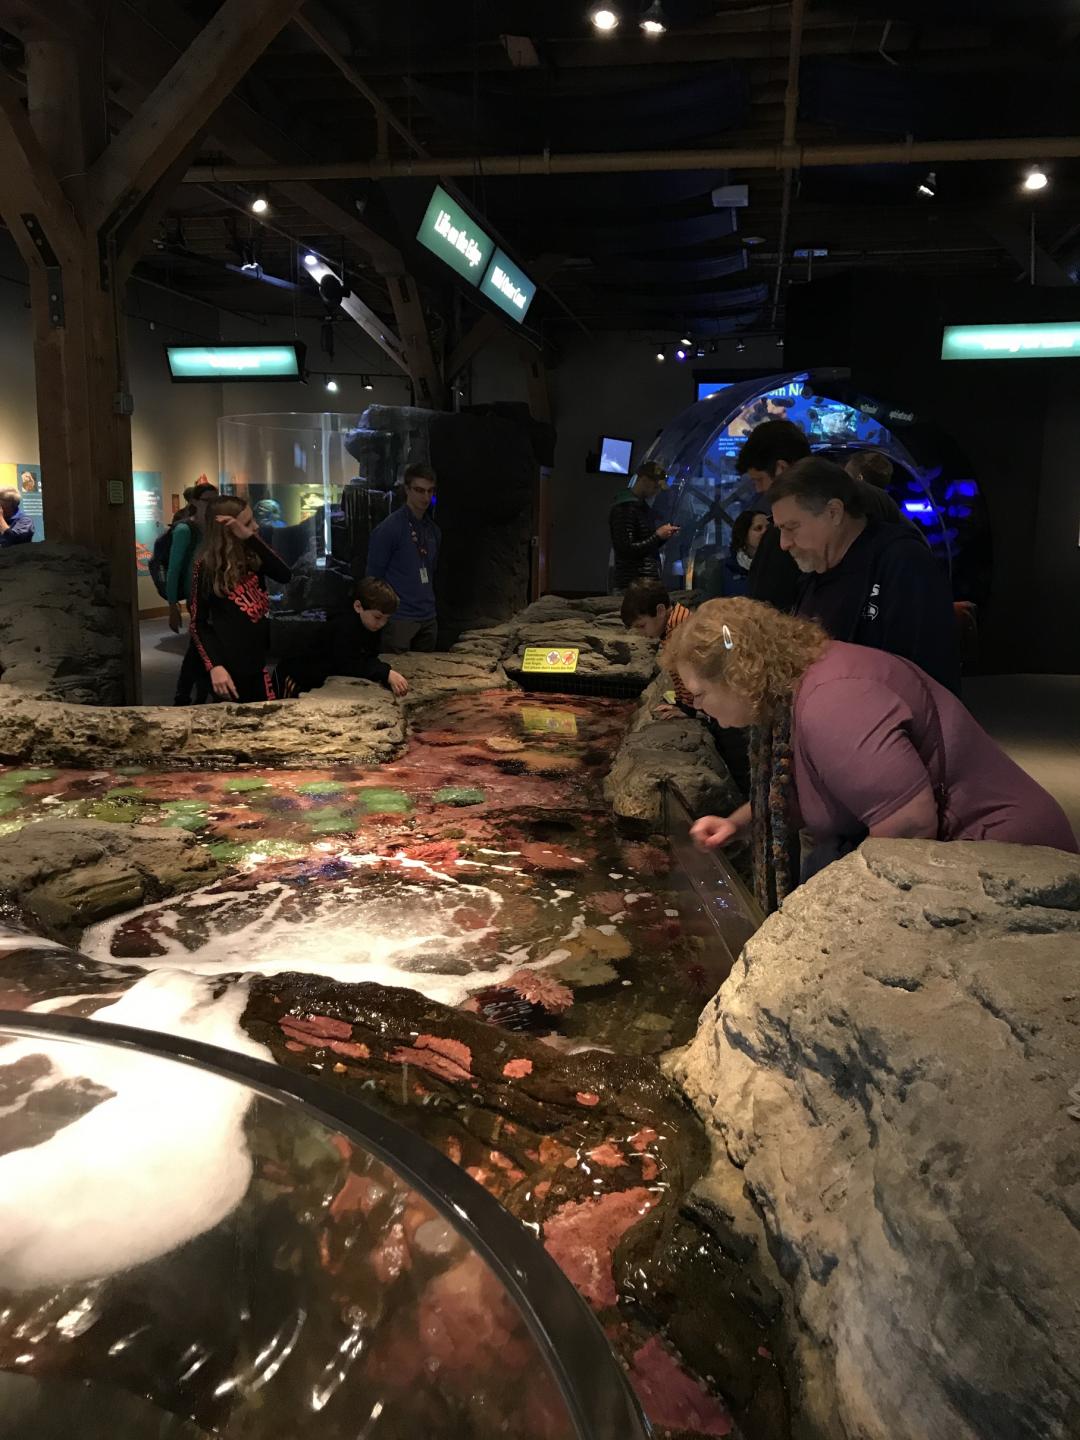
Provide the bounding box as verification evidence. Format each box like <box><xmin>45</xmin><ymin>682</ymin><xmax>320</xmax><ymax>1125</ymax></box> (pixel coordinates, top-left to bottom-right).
<box><xmin>787</xmin><ymin>275</ymin><xmax>1080</xmax><ymax>675</ymax></box>
<box><xmin>547</xmin><ymin>333</ymin><xmax>780</xmax><ymax>595</ymax></box>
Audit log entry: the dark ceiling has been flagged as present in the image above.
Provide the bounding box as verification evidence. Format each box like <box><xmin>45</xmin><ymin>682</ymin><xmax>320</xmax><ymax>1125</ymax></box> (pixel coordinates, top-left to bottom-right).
<box><xmin>6</xmin><ymin>0</ymin><xmax>1080</xmax><ymax>357</ymax></box>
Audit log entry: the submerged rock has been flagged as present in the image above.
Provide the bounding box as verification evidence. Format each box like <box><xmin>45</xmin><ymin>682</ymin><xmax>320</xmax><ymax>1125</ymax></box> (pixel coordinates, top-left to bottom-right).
<box><xmin>0</xmin><ymin>820</ymin><xmax>217</xmax><ymax>943</ymax></box>
<box><xmin>670</xmin><ymin>838</ymin><xmax>1080</xmax><ymax>1440</ymax></box>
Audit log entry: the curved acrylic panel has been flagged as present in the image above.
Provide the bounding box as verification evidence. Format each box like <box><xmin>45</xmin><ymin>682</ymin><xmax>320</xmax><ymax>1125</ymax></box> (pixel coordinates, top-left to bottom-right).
<box><xmin>0</xmin><ymin>1012</ymin><xmax>646</xmax><ymax>1440</ymax></box>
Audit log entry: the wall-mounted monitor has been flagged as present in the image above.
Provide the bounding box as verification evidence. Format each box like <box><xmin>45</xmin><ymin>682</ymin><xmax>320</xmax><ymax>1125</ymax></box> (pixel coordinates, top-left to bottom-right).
<box><xmin>597</xmin><ymin>435</ymin><xmax>633</xmax><ymax>475</ymax></box>
<box><xmin>941</xmin><ymin>322</ymin><xmax>1080</xmax><ymax>361</ymax></box>
<box><xmin>166</xmin><ymin>343</ymin><xmax>306</xmax><ymax>382</ymax></box>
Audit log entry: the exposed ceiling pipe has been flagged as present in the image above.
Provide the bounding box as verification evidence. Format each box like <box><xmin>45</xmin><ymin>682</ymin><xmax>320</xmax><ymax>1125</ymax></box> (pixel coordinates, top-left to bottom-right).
<box><xmin>186</xmin><ymin>133</ymin><xmax>1080</xmax><ymax>182</ymax></box>
<box><xmin>770</xmin><ymin>0</ymin><xmax>805</xmax><ymax>330</ymax></box>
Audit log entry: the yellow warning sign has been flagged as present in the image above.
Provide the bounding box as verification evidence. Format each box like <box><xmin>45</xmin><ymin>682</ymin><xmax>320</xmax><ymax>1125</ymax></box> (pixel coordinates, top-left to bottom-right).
<box><xmin>520</xmin><ymin>706</ymin><xmax>579</xmax><ymax>736</ymax></box>
<box><xmin>521</xmin><ymin>646</ymin><xmax>580</xmax><ymax>674</ymax></box>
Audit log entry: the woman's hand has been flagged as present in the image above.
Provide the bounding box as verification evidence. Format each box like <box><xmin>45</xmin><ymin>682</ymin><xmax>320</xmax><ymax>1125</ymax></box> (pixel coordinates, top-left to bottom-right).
<box><xmin>690</xmin><ymin>804</ymin><xmax>751</xmax><ymax>852</ymax></box>
<box><xmin>215</xmin><ymin>513</ymin><xmax>250</xmax><ymax>540</ymax></box>
<box><xmin>168</xmin><ymin>603</ymin><xmax>183</xmax><ymax>634</ymax></box>
<box><xmin>387</xmin><ymin>669</ymin><xmax>409</xmax><ymax>698</ymax></box>
<box><xmin>210</xmin><ymin>665</ymin><xmax>238</xmax><ymax>700</ymax></box>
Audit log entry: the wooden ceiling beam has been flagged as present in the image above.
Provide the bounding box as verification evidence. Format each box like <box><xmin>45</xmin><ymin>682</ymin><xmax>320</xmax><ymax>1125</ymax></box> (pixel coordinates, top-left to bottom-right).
<box><xmin>87</xmin><ymin>0</ymin><xmax>305</xmax><ymax>234</ymax></box>
<box><xmin>0</xmin><ymin>69</ymin><xmax>79</xmax><ymax>266</ymax></box>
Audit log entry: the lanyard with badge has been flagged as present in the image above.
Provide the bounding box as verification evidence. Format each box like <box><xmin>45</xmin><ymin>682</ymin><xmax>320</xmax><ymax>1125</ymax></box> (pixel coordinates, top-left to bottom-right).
<box><xmin>409</xmin><ymin>515</ymin><xmax>431</xmax><ymax>586</ymax></box>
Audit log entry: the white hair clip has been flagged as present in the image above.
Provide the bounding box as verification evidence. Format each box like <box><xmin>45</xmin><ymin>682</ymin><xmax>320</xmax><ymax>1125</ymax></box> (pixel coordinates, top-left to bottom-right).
<box><xmin>723</xmin><ymin>624</ymin><xmax>734</xmax><ymax>650</ymax></box>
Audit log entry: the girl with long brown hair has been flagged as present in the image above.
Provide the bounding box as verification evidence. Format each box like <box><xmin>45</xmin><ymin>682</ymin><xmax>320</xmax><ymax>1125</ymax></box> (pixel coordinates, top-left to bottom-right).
<box><xmin>189</xmin><ymin>495</ymin><xmax>292</xmax><ymax>703</ymax></box>
<box><xmin>664</xmin><ymin>598</ymin><xmax>1075</xmax><ymax>912</ymax></box>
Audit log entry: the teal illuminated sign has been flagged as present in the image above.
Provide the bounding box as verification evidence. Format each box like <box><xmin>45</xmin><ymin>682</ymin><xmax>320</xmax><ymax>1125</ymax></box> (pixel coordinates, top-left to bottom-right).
<box><xmin>166</xmin><ymin>344</ymin><xmax>305</xmax><ymax>382</ymax></box>
<box><xmin>480</xmin><ymin>248</ymin><xmax>536</xmax><ymax>322</ymax></box>
<box><xmin>417</xmin><ymin>185</ymin><xmax>495</xmax><ymax>284</ymax></box>
<box><xmin>941</xmin><ymin>322</ymin><xmax>1080</xmax><ymax>361</ymax></box>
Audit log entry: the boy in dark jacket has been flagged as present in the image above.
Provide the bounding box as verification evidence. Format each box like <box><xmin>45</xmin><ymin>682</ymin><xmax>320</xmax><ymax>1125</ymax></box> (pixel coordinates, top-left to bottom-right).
<box><xmin>608</xmin><ymin>459</ymin><xmax>679</xmax><ymax>592</ymax></box>
<box><xmin>279</xmin><ymin>578</ymin><xmax>409</xmax><ymax>698</ymax></box>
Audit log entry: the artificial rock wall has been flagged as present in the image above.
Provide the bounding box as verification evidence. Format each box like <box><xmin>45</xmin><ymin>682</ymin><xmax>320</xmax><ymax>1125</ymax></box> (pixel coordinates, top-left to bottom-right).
<box><xmin>670</xmin><ymin>838</ymin><xmax>1080</xmax><ymax>1440</ymax></box>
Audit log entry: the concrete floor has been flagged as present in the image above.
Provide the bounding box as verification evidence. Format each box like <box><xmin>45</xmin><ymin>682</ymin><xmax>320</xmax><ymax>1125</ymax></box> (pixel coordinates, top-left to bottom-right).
<box><xmin>140</xmin><ymin>616</ymin><xmax>187</xmax><ymax>707</ymax></box>
<box><xmin>965</xmin><ymin>675</ymin><xmax>1080</xmax><ymax>842</ymax></box>
<box><xmin>138</xmin><ymin>620</ymin><xmax>1079</xmax><ymax>841</ymax></box>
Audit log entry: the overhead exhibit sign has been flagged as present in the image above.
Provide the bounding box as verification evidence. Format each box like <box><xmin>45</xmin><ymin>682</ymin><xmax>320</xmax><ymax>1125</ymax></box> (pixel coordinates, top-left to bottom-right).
<box><xmin>417</xmin><ymin>185</ymin><xmax>536</xmax><ymax>321</ymax></box>
<box><xmin>166</xmin><ymin>344</ymin><xmax>305</xmax><ymax>382</ymax></box>
<box><xmin>417</xmin><ymin>185</ymin><xmax>495</xmax><ymax>283</ymax></box>
<box><xmin>480</xmin><ymin>248</ymin><xmax>536</xmax><ymax>322</ymax></box>
<box><xmin>941</xmin><ymin>322</ymin><xmax>1080</xmax><ymax>361</ymax></box>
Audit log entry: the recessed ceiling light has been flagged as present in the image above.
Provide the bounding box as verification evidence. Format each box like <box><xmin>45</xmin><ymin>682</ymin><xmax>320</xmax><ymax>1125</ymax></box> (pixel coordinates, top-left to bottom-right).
<box><xmin>325</xmin><ymin>378</ymin><xmax>338</xmax><ymax>392</ymax></box>
<box><xmin>1024</xmin><ymin>165</ymin><xmax>1048</xmax><ymax>192</ymax></box>
<box><xmin>589</xmin><ymin>6</ymin><xmax>619</xmax><ymax>31</ymax></box>
<box><xmin>655</xmin><ymin>349</ymin><xmax>666</xmax><ymax>362</ymax></box>
<box><xmin>251</xmin><ymin>196</ymin><xmax>269</xmax><ymax>215</ymax></box>
<box><xmin>640</xmin><ymin>0</ymin><xmax>666</xmax><ymax>35</ymax></box>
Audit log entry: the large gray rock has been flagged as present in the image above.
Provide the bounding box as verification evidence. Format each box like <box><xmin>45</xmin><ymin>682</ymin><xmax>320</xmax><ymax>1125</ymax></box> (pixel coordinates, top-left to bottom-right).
<box><xmin>0</xmin><ymin>819</ymin><xmax>217</xmax><ymax>942</ymax></box>
<box><xmin>0</xmin><ymin>544</ymin><xmax>126</xmax><ymax>704</ymax></box>
<box><xmin>0</xmin><ymin>691</ymin><xmax>404</xmax><ymax>769</ymax></box>
<box><xmin>504</xmin><ymin>618</ymin><xmax>657</xmax><ymax>689</ymax></box>
<box><xmin>670</xmin><ymin>839</ymin><xmax>1080</xmax><ymax>1440</ymax></box>
<box><xmin>604</xmin><ymin>674</ymin><xmax>741</xmax><ymax>825</ymax></box>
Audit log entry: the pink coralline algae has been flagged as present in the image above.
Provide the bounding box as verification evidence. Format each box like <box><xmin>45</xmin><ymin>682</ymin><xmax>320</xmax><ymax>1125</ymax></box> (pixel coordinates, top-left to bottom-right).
<box><xmin>506</xmin><ymin>969</ymin><xmax>573</xmax><ymax>1014</ymax></box>
<box><xmin>542</xmin><ymin>1188</ymin><xmax>657</xmax><ymax>1308</ymax></box>
<box><xmin>502</xmin><ymin>1058</ymin><xmax>534</xmax><ymax>1079</ymax></box>
<box><xmin>279</xmin><ymin>1014</ymin><xmax>371</xmax><ymax>1062</ymax></box>
<box><xmin>628</xmin><ymin>1336</ymin><xmax>733</xmax><ymax>1436</ymax></box>
<box><xmin>386</xmin><ymin>1033</ymin><xmax>474</xmax><ymax>1083</ymax></box>
<box><xmin>519</xmin><ymin>842</ymin><xmax>587</xmax><ymax>875</ymax></box>
<box><xmin>588</xmin><ymin>891</ymin><xmax>627</xmax><ymax>917</ymax></box>
<box><xmin>629</xmin><ymin>1126</ymin><xmax>658</xmax><ymax>1152</ymax></box>
<box><xmin>329</xmin><ymin>1172</ymin><xmax>386</xmax><ymax>1221</ymax></box>
<box><xmin>576</xmin><ymin>1091</ymin><xmax>600</xmax><ymax>1107</ymax></box>
<box><xmin>587</xmin><ymin>1142</ymin><xmax>626</xmax><ymax>1169</ymax></box>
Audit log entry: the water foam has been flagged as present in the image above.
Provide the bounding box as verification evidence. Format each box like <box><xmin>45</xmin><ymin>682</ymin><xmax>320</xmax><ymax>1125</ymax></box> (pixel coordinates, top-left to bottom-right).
<box><xmin>0</xmin><ymin>971</ymin><xmax>268</xmax><ymax>1290</ymax></box>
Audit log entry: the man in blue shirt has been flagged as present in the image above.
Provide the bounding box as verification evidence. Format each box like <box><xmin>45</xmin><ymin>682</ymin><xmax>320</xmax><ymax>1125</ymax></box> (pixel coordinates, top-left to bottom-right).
<box><xmin>0</xmin><ymin>488</ymin><xmax>34</xmax><ymax>546</ymax></box>
<box><xmin>366</xmin><ymin>463</ymin><xmax>440</xmax><ymax>653</ymax></box>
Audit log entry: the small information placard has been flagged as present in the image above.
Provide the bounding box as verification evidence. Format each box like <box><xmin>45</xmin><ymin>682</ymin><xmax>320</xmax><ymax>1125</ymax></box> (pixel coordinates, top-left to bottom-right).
<box><xmin>520</xmin><ymin>706</ymin><xmax>579</xmax><ymax>736</ymax></box>
<box><xmin>521</xmin><ymin>647</ymin><xmax>580</xmax><ymax>674</ymax></box>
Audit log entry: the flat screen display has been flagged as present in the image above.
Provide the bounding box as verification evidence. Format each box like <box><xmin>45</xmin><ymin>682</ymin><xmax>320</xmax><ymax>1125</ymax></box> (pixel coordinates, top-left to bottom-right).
<box><xmin>166</xmin><ymin>344</ymin><xmax>305</xmax><ymax>382</ymax></box>
<box><xmin>598</xmin><ymin>436</ymin><xmax>633</xmax><ymax>475</ymax></box>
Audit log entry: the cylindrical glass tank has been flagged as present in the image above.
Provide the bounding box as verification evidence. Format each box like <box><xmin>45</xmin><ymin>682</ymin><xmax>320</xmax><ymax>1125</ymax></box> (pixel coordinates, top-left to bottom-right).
<box><xmin>218</xmin><ymin>415</ymin><xmax>402</xmax><ymax>608</ymax></box>
<box><xmin>0</xmin><ymin>1011</ymin><xmax>646</xmax><ymax>1440</ymax></box>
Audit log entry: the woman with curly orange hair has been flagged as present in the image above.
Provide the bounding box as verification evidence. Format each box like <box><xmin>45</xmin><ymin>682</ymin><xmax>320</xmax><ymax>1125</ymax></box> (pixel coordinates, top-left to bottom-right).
<box><xmin>663</xmin><ymin>598</ymin><xmax>1076</xmax><ymax>911</ymax></box>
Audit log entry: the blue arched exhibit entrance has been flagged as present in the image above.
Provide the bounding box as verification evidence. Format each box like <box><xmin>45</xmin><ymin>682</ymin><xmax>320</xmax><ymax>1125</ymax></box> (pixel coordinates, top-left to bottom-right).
<box><xmin>643</xmin><ymin>371</ymin><xmax>991</xmax><ymax>606</ymax></box>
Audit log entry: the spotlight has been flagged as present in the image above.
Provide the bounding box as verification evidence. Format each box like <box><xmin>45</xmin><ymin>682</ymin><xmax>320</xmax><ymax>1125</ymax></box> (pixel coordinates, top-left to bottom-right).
<box><xmin>589</xmin><ymin>6</ymin><xmax>619</xmax><ymax>31</ymax></box>
<box><xmin>325</xmin><ymin>378</ymin><xmax>339</xmax><ymax>393</ymax></box>
<box><xmin>251</xmin><ymin>195</ymin><xmax>269</xmax><ymax>215</ymax></box>
<box><xmin>640</xmin><ymin>0</ymin><xmax>666</xmax><ymax>34</ymax></box>
<box><xmin>362</xmin><ymin>376</ymin><xmax>374</xmax><ymax>391</ymax></box>
<box><xmin>675</xmin><ymin>347</ymin><xmax>687</xmax><ymax>362</ymax></box>
<box><xmin>655</xmin><ymin>349</ymin><xmax>666</xmax><ymax>362</ymax></box>
<box><xmin>680</xmin><ymin>335</ymin><xmax>692</xmax><ymax>347</ymax></box>
<box><xmin>916</xmin><ymin>171</ymin><xmax>936</xmax><ymax>199</ymax></box>
<box><xmin>743</xmin><ymin>235</ymin><xmax>766</xmax><ymax>247</ymax></box>
<box><xmin>1024</xmin><ymin>165</ymin><xmax>1048</xmax><ymax>192</ymax></box>
<box><xmin>303</xmin><ymin>252</ymin><xmax>319</xmax><ymax>268</ymax></box>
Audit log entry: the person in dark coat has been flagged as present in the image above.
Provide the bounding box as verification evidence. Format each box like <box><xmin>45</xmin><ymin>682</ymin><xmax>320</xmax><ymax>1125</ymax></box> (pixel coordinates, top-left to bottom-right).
<box><xmin>768</xmin><ymin>457</ymin><xmax>960</xmax><ymax>693</ymax></box>
<box><xmin>737</xmin><ymin>421</ymin><xmax>912</xmax><ymax>611</ymax></box>
<box><xmin>719</xmin><ymin>509</ymin><xmax>770</xmax><ymax>597</ymax></box>
<box><xmin>608</xmin><ymin>459</ymin><xmax>679</xmax><ymax>593</ymax></box>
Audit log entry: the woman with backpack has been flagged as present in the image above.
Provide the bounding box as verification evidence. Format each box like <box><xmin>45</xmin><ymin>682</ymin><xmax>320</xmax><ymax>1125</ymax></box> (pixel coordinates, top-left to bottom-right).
<box><xmin>189</xmin><ymin>496</ymin><xmax>292</xmax><ymax>703</ymax></box>
<box><xmin>159</xmin><ymin>481</ymin><xmax>218</xmax><ymax>705</ymax></box>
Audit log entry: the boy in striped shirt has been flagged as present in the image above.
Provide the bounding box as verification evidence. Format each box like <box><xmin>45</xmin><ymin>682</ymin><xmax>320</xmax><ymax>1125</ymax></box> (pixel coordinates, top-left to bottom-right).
<box><xmin>620</xmin><ymin>579</ymin><xmax>694</xmax><ymax>713</ymax></box>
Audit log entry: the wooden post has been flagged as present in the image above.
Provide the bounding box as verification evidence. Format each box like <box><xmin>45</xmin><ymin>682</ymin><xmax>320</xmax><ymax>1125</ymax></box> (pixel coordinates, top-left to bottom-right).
<box><xmin>0</xmin><ymin>0</ymin><xmax>305</xmax><ymax>699</ymax></box>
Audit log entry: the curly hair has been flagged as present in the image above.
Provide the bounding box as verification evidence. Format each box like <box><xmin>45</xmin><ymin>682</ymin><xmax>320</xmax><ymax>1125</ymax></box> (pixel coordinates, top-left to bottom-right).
<box><xmin>200</xmin><ymin>495</ymin><xmax>260</xmax><ymax>599</ymax></box>
<box><xmin>662</xmin><ymin>596</ymin><xmax>829</xmax><ymax>719</ymax></box>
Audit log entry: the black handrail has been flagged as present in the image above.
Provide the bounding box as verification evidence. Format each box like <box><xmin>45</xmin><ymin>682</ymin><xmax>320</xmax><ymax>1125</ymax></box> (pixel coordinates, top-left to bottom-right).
<box><xmin>0</xmin><ymin>1009</ymin><xmax>650</xmax><ymax>1440</ymax></box>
